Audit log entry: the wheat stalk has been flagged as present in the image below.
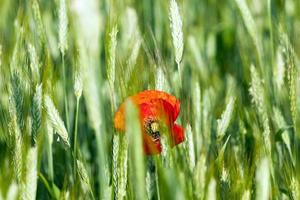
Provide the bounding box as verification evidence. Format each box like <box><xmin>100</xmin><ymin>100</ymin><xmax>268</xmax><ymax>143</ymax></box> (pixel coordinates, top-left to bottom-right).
<box><xmin>76</xmin><ymin>160</ymin><xmax>93</xmax><ymax>197</ymax></box>
<box><xmin>273</xmin><ymin>107</ymin><xmax>294</xmax><ymax>164</ymax></box>
<box><xmin>145</xmin><ymin>168</ymin><xmax>153</xmax><ymax>200</ymax></box>
<box><xmin>155</xmin><ymin>67</ymin><xmax>165</xmax><ymax>91</ymax></box>
<box><xmin>79</xmin><ymin>45</ymin><xmax>102</xmax><ymax>135</ymax></box>
<box><xmin>10</xmin><ymin>25</ymin><xmax>24</xmax><ymax>71</ymax></box>
<box><xmin>73</xmin><ymin>70</ymin><xmax>82</xmax><ymax>177</ymax></box>
<box><xmin>78</xmin><ymin>40</ymin><xmax>109</xmax><ymax>199</ymax></box>
<box><xmin>217</xmin><ymin>97</ymin><xmax>235</xmax><ymax>141</ymax></box>
<box><xmin>220</xmin><ymin>167</ymin><xmax>229</xmax><ymax>183</ymax></box>
<box><xmin>125</xmin><ymin>36</ymin><xmax>141</xmax><ymax>83</ymax></box>
<box><xmin>242</xmin><ymin>190</ymin><xmax>251</xmax><ymax>200</ymax></box>
<box><xmin>207</xmin><ymin>177</ymin><xmax>216</xmax><ymax>200</ymax></box>
<box><xmin>255</xmin><ymin>157</ymin><xmax>270</xmax><ymax>200</ymax></box>
<box><xmin>0</xmin><ymin>44</ymin><xmax>2</xmax><ymax>67</ymax></box>
<box><xmin>8</xmin><ymin>98</ymin><xmax>23</xmax><ymax>183</ymax></box>
<box><xmin>192</xmin><ymin>81</ymin><xmax>201</xmax><ymax>156</ymax></box>
<box><xmin>31</xmin><ymin>0</ymin><xmax>46</xmax><ymax>44</ymax></box>
<box><xmin>58</xmin><ymin>0</ymin><xmax>68</xmax><ymax>55</ymax></box>
<box><xmin>155</xmin><ymin>66</ymin><xmax>170</xmax><ymax>92</ymax></box>
<box><xmin>235</xmin><ymin>0</ymin><xmax>262</xmax><ymax>66</ymax></box>
<box><xmin>6</xmin><ymin>182</ymin><xmax>18</xmax><ymax>200</ymax></box>
<box><xmin>202</xmin><ymin>89</ymin><xmax>214</xmax><ymax>145</ymax></box>
<box><xmin>31</xmin><ymin>84</ymin><xmax>42</xmax><ymax>146</ymax></box>
<box><xmin>107</xmin><ymin>25</ymin><xmax>118</xmax><ymax>89</ymax></box>
<box><xmin>146</xmin><ymin>158</ymin><xmax>155</xmax><ymax>200</ymax></box>
<box><xmin>74</xmin><ymin>71</ymin><xmax>83</xmax><ymax>99</ymax></box>
<box><xmin>235</xmin><ymin>0</ymin><xmax>257</xmax><ymax>46</ymax></box>
<box><xmin>28</xmin><ymin>43</ymin><xmax>40</xmax><ymax>83</ymax></box>
<box><xmin>44</xmin><ymin>94</ymin><xmax>70</xmax><ymax>147</ymax></box>
<box><xmin>290</xmin><ymin>177</ymin><xmax>300</xmax><ymax>200</ymax></box>
<box><xmin>249</xmin><ymin>65</ymin><xmax>271</xmax><ymax>155</ymax></box>
<box><xmin>169</xmin><ymin>0</ymin><xmax>183</xmax><ymax>65</ymax></box>
<box><xmin>193</xmin><ymin>154</ymin><xmax>206</xmax><ymax>199</ymax></box>
<box><xmin>106</xmin><ymin>25</ymin><xmax>118</xmax><ymax>112</ymax></box>
<box><xmin>22</xmin><ymin>146</ymin><xmax>38</xmax><ymax>200</ymax></box>
<box><xmin>11</xmin><ymin>72</ymin><xmax>24</xmax><ymax>132</ymax></box>
<box><xmin>274</xmin><ymin>47</ymin><xmax>285</xmax><ymax>90</ymax></box>
<box><xmin>161</xmin><ymin>134</ymin><xmax>172</xmax><ymax>168</ymax></box>
<box><xmin>117</xmin><ymin>135</ymin><xmax>128</xmax><ymax>200</ymax></box>
<box><xmin>184</xmin><ymin>124</ymin><xmax>195</xmax><ymax>172</ymax></box>
<box><xmin>112</xmin><ymin>134</ymin><xmax>120</xmax><ymax>198</ymax></box>
<box><xmin>125</xmin><ymin>101</ymin><xmax>146</xmax><ymax>200</ymax></box>
<box><xmin>280</xmin><ymin>31</ymin><xmax>297</xmax><ymax>133</ymax></box>
<box><xmin>46</xmin><ymin>120</ymin><xmax>54</xmax><ymax>186</ymax></box>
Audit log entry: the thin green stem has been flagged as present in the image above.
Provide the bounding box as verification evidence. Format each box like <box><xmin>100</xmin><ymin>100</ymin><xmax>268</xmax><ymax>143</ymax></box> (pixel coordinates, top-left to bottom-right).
<box><xmin>268</xmin><ymin>0</ymin><xmax>276</xmax><ymax>101</ymax></box>
<box><xmin>268</xmin><ymin>0</ymin><xmax>274</xmax><ymax>66</ymax></box>
<box><xmin>38</xmin><ymin>172</ymin><xmax>55</xmax><ymax>198</ymax></box>
<box><xmin>73</xmin><ymin>97</ymin><xmax>80</xmax><ymax>179</ymax></box>
<box><xmin>62</xmin><ymin>54</ymin><xmax>70</xmax><ymax>131</ymax></box>
<box><xmin>177</xmin><ymin>62</ymin><xmax>182</xmax><ymax>88</ymax></box>
<box><xmin>109</xmin><ymin>84</ymin><xmax>116</xmax><ymax>113</ymax></box>
<box><xmin>47</xmin><ymin>131</ymin><xmax>54</xmax><ymax>195</ymax></box>
<box><xmin>95</xmin><ymin>132</ymin><xmax>106</xmax><ymax>199</ymax></box>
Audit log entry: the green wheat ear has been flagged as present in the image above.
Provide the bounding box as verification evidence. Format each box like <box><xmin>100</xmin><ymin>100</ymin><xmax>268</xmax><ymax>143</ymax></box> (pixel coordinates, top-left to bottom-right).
<box><xmin>31</xmin><ymin>84</ymin><xmax>42</xmax><ymax>146</ymax></box>
<box><xmin>31</xmin><ymin>0</ymin><xmax>46</xmax><ymax>44</ymax></box>
<box><xmin>279</xmin><ymin>30</ymin><xmax>297</xmax><ymax>134</ymax></box>
<box><xmin>184</xmin><ymin>124</ymin><xmax>195</xmax><ymax>172</ymax></box>
<box><xmin>249</xmin><ymin>65</ymin><xmax>271</xmax><ymax>156</ymax></box>
<box><xmin>169</xmin><ymin>0</ymin><xmax>183</xmax><ymax>66</ymax></box>
<box><xmin>44</xmin><ymin>94</ymin><xmax>70</xmax><ymax>147</ymax></box>
<box><xmin>207</xmin><ymin>177</ymin><xmax>216</xmax><ymax>200</ymax></box>
<box><xmin>255</xmin><ymin>157</ymin><xmax>270</xmax><ymax>200</ymax></box>
<box><xmin>217</xmin><ymin>97</ymin><xmax>235</xmax><ymax>142</ymax></box>
<box><xmin>106</xmin><ymin>24</ymin><xmax>118</xmax><ymax>91</ymax></box>
<box><xmin>8</xmin><ymin>98</ymin><xmax>23</xmax><ymax>183</ymax></box>
<box><xmin>76</xmin><ymin>159</ymin><xmax>94</xmax><ymax>199</ymax></box>
<box><xmin>22</xmin><ymin>146</ymin><xmax>38</xmax><ymax>200</ymax></box>
<box><xmin>11</xmin><ymin>72</ymin><xmax>24</xmax><ymax>132</ymax></box>
<box><xmin>235</xmin><ymin>0</ymin><xmax>262</xmax><ymax>67</ymax></box>
<box><xmin>169</xmin><ymin>0</ymin><xmax>184</xmax><ymax>85</ymax></box>
<box><xmin>58</xmin><ymin>0</ymin><xmax>68</xmax><ymax>56</ymax></box>
<box><xmin>112</xmin><ymin>134</ymin><xmax>120</xmax><ymax>199</ymax></box>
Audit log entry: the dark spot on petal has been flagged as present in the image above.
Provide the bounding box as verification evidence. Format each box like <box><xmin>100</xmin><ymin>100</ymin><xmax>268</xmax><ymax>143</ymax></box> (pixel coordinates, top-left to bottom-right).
<box><xmin>145</xmin><ymin>119</ymin><xmax>161</xmax><ymax>141</ymax></box>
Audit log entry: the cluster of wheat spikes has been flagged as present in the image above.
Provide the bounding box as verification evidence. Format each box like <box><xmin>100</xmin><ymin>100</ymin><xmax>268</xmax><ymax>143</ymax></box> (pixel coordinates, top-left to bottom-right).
<box><xmin>0</xmin><ymin>0</ymin><xmax>300</xmax><ymax>199</ymax></box>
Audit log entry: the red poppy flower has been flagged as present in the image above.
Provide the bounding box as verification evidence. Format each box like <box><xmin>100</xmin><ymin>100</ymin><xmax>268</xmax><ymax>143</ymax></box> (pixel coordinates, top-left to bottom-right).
<box><xmin>114</xmin><ymin>90</ymin><xmax>184</xmax><ymax>155</ymax></box>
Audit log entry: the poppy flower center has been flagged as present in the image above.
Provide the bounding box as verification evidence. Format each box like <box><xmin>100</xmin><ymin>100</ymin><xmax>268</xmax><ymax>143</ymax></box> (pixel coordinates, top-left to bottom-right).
<box><xmin>145</xmin><ymin>119</ymin><xmax>161</xmax><ymax>141</ymax></box>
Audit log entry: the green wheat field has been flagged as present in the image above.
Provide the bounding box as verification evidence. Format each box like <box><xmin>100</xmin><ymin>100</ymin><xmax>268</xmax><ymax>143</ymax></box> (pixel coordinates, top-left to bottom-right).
<box><xmin>0</xmin><ymin>0</ymin><xmax>299</xmax><ymax>199</ymax></box>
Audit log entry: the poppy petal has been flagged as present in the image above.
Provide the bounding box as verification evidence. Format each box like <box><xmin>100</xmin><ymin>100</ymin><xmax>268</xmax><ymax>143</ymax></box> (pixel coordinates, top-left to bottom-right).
<box><xmin>114</xmin><ymin>90</ymin><xmax>180</xmax><ymax>131</ymax></box>
<box><xmin>131</xmin><ymin>90</ymin><xmax>180</xmax><ymax>120</ymax></box>
<box><xmin>114</xmin><ymin>104</ymin><xmax>126</xmax><ymax>131</ymax></box>
<box><xmin>143</xmin><ymin>134</ymin><xmax>162</xmax><ymax>155</ymax></box>
<box><xmin>171</xmin><ymin>123</ymin><xmax>185</xmax><ymax>146</ymax></box>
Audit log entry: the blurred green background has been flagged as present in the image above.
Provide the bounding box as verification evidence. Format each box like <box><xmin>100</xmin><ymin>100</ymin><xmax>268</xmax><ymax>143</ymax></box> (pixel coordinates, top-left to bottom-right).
<box><xmin>0</xmin><ymin>0</ymin><xmax>299</xmax><ymax>199</ymax></box>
